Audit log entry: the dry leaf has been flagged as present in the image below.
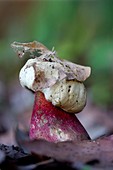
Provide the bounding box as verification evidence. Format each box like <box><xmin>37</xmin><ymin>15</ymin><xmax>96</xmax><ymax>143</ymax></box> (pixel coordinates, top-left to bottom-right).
<box><xmin>11</xmin><ymin>41</ymin><xmax>49</xmax><ymax>58</ymax></box>
<box><xmin>20</xmin><ymin>135</ymin><xmax>113</xmax><ymax>168</ymax></box>
<box><xmin>11</xmin><ymin>41</ymin><xmax>91</xmax><ymax>82</ymax></box>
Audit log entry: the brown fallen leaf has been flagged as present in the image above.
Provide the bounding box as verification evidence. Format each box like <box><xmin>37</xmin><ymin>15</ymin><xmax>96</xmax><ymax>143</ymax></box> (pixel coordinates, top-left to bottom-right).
<box><xmin>20</xmin><ymin>135</ymin><xmax>113</xmax><ymax>168</ymax></box>
<box><xmin>11</xmin><ymin>41</ymin><xmax>49</xmax><ymax>58</ymax></box>
<box><xmin>11</xmin><ymin>40</ymin><xmax>91</xmax><ymax>84</ymax></box>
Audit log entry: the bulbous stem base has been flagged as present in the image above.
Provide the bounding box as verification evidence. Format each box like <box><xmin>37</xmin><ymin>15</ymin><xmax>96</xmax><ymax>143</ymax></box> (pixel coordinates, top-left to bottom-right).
<box><xmin>30</xmin><ymin>91</ymin><xmax>90</xmax><ymax>142</ymax></box>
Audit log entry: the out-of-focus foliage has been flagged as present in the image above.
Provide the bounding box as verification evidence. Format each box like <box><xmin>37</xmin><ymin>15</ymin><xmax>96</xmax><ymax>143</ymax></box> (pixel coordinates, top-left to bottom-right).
<box><xmin>0</xmin><ymin>0</ymin><xmax>113</xmax><ymax>109</ymax></box>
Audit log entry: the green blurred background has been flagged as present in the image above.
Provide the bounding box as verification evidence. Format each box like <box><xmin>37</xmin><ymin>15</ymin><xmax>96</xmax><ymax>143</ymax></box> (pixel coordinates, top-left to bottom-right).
<box><xmin>0</xmin><ymin>0</ymin><xmax>113</xmax><ymax>142</ymax></box>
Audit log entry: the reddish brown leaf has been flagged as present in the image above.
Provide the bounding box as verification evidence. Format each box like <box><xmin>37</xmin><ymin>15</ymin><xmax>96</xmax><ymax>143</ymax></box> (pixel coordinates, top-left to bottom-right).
<box><xmin>20</xmin><ymin>135</ymin><xmax>113</xmax><ymax>167</ymax></box>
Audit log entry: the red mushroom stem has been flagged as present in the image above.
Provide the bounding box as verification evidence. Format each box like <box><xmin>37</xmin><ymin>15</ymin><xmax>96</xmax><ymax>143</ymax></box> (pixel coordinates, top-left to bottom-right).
<box><xmin>30</xmin><ymin>91</ymin><xmax>90</xmax><ymax>142</ymax></box>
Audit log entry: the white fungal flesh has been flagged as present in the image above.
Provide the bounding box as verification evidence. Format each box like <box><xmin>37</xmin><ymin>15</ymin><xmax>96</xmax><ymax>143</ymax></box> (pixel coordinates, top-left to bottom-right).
<box><xmin>19</xmin><ymin>59</ymin><xmax>35</xmax><ymax>90</ymax></box>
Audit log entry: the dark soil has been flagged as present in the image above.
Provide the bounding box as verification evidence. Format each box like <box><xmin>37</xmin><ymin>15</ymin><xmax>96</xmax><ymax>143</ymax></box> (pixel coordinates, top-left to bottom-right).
<box><xmin>0</xmin><ymin>144</ymin><xmax>76</xmax><ymax>170</ymax></box>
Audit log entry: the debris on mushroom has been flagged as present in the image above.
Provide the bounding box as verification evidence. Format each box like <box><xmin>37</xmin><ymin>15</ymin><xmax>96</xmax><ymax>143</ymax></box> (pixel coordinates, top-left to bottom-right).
<box><xmin>11</xmin><ymin>41</ymin><xmax>49</xmax><ymax>58</ymax></box>
<box><xmin>11</xmin><ymin>41</ymin><xmax>91</xmax><ymax>142</ymax></box>
<box><xmin>14</xmin><ymin>42</ymin><xmax>91</xmax><ymax>113</ymax></box>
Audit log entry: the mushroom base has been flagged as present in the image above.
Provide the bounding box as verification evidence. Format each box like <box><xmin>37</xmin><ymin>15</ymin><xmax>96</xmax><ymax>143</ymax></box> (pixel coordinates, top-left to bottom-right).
<box><xmin>30</xmin><ymin>91</ymin><xmax>90</xmax><ymax>142</ymax></box>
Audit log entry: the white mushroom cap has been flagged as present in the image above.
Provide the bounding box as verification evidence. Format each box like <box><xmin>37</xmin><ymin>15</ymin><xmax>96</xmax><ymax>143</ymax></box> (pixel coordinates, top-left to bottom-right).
<box><xmin>19</xmin><ymin>52</ymin><xmax>91</xmax><ymax>113</ymax></box>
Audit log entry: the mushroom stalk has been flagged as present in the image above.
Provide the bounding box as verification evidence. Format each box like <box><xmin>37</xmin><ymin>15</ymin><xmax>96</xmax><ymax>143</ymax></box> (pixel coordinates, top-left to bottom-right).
<box><xmin>30</xmin><ymin>91</ymin><xmax>90</xmax><ymax>142</ymax></box>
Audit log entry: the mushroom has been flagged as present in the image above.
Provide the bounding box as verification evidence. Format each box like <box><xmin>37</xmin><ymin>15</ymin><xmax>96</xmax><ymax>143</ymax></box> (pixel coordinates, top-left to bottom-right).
<box><xmin>11</xmin><ymin>41</ymin><xmax>91</xmax><ymax>142</ymax></box>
